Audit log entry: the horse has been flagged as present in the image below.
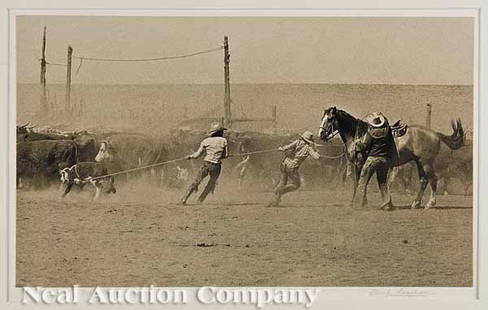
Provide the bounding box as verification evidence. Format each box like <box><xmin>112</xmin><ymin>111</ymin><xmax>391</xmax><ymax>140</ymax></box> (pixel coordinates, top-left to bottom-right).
<box><xmin>318</xmin><ymin>107</ymin><xmax>465</xmax><ymax>209</ymax></box>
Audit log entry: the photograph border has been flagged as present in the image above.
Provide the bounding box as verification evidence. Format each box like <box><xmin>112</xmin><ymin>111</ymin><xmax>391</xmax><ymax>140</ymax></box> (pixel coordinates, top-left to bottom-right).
<box><xmin>1</xmin><ymin>1</ymin><xmax>486</xmax><ymax>309</ymax></box>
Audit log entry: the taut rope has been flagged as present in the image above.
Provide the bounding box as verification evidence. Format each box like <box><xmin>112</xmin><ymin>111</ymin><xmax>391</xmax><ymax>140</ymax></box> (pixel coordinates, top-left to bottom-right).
<box><xmin>90</xmin><ymin>145</ymin><xmax>345</xmax><ymax>181</ymax></box>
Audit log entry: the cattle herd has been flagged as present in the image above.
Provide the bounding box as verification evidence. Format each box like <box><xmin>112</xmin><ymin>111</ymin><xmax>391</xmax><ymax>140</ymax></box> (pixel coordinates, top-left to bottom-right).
<box><xmin>16</xmin><ymin>120</ymin><xmax>473</xmax><ymax>201</ymax></box>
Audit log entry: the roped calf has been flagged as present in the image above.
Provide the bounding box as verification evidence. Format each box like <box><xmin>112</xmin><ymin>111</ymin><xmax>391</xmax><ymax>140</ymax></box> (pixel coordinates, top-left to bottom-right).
<box><xmin>59</xmin><ymin>162</ymin><xmax>116</xmax><ymax>200</ymax></box>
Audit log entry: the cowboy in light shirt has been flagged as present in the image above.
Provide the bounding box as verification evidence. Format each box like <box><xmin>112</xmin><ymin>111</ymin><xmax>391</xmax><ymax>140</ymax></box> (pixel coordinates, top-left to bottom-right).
<box><xmin>179</xmin><ymin>122</ymin><xmax>228</xmax><ymax>205</ymax></box>
<box><xmin>268</xmin><ymin>131</ymin><xmax>320</xmax><ymax>207</ymax></box>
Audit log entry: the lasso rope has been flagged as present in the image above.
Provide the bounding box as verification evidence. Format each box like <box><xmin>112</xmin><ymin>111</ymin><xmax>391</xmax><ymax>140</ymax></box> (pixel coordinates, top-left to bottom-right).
<box><xmin>228</xmin><ymin>149</ymin><xmax>280</xmax><ymax>157</ymax></box>
<box><xmin>90</xmin><ymin>157</ymin><xmax>188</xmax><ymax>180</ymax></box>
<box><xmin>89</xmin><ymin>145</ymin><xmax>345</xmax><ymax>181</ymax></box>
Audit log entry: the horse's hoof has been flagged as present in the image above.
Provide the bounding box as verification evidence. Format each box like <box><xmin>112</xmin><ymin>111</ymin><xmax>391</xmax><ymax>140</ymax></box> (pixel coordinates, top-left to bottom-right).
<box><xmin>425</xmin><ymin>201</ymin><xmax>435</xmax><ymax>210</ymax></box>
<box><xmin>380</xmin><ymin>203</ymin><xmax>395</xmax><ymax>211</ymax></box>
<box><xmin>411</xmin><ymin>201</ymin><xmax>421</xmax><ymax>209</ymax></box>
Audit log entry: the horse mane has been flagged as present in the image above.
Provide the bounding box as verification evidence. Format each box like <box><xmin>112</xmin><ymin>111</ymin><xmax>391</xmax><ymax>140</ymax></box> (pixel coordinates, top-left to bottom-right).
<box><xmin>335</xmin><ymin>109</ymin><xmax>368</xmax><ymax>139</ymax></box>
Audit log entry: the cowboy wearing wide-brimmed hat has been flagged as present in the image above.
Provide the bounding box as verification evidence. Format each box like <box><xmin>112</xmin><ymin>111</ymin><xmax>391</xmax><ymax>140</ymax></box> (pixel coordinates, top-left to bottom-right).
<box><xmin>207</xmin><ymin>122</ymin><xmax>227</xmax><ymax>136</ymax></box>
<box><xmin>366</xmin><ymin>111</ymin><xmax>386</xmax><ymax>127</ymax></box>
<box><xmin>268</xmin><ymin>130</ymin><xmax>321</xmax><ymax>207</ymax></box>
<box><xmin>179</xmin><ymin>122</ymin><xmax>229</xmax><ymax>205</ymax></box>
<box><xmin>353</xmin><ymin>111</ymin><xmax>398</xmax><ymax>211</ymax></box>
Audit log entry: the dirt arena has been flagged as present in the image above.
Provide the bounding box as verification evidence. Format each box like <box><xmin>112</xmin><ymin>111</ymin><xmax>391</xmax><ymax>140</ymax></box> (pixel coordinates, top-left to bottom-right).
<box><xmin>16</xmin><ymin>180</ymin><xmax>473</xmax><ymax>288</ymax></box>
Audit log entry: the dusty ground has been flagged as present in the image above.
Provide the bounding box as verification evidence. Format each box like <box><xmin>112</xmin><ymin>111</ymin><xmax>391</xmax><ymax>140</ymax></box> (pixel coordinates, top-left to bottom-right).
<box><xmin>16</xmin><ymin>183</ymin><xmax>472</xmax><ymax>287</ymax></box>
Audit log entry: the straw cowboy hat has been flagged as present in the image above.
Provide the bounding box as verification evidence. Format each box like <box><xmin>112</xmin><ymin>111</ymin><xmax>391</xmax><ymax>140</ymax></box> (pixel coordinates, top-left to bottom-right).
<box><xmin>365</xmin><ymin>112</ymin><xmax>386</xmax><ymax>128</ymax></box>
<box><xmin>301</xmin><ymin>131</ymin><xmax>315</xmax><ymax>144</ymax></box>
<box><xmin>208</xmin><ymin>122</ymin><xmax>227</xmax><ymax>136</ymax></box>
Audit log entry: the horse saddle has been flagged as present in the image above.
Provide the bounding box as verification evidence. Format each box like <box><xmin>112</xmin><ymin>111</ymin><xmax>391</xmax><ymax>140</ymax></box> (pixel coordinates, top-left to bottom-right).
<box><xmin>391</xmin><ymin>120</ymin><xmax>408</xmax><ymax>138</ymax></box>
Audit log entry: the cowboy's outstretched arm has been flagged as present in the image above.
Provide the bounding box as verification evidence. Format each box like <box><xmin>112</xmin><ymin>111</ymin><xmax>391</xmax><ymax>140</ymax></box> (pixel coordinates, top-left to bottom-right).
<box><xmin>309</xmin><ymin>147</ymin><xmax>321</xmax><ymax>160</ymax></box>
<box><xmin>222</xmin><ymin>141</ymin><xmax>229</xmax><ymax>159</ymax></box>
<box><xmin>188</xmin><ymin>143</ymin><xmax>205</xmax><ymax>159</ymax></box>
<box><xmin>278</xmin><ymin>140</ymin><xmax>297</xmax><ymax>151</ymax></box>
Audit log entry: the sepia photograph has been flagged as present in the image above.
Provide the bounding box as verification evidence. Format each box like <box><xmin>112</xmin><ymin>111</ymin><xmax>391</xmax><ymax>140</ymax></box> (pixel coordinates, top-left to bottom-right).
<box><xmin>13</xmin><ymin>14</ymin><xmax>475</xmax><ymax>290</ymax></box>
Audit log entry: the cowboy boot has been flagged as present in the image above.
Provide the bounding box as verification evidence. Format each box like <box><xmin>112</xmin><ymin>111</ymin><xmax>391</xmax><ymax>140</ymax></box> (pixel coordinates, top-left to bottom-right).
<box><xmin>179</xmin><ymin>187</ymin><xmax>195</xmax><ymax>205</ymax></box>
<box><xmin>267</xmin><ymin>193</ymin><xmax>281</xmax><ymax>207</ymax></box>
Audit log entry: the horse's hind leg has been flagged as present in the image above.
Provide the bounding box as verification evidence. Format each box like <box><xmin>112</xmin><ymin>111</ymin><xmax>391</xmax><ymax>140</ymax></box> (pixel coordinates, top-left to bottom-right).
<box><xmin>377</xmin><ymin>166</ymin><xmax>393</xmax><ymax>210</ymax></box>
<box><xmin>411</xmin><ymin>160</ymin><xmax>428</xmax><ymax>209</ymax></box>
<box><xmin>422</xmin><ymin>162</ymin><xmax>437</xmax><ymax>209</ymax></box>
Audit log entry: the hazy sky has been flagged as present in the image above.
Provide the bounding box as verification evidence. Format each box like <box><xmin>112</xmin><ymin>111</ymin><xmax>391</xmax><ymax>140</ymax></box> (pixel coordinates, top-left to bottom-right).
<box><xmin>16</xmin><ymin>16</ymin><xmax>474</xmax><ymax>85</ymax></box>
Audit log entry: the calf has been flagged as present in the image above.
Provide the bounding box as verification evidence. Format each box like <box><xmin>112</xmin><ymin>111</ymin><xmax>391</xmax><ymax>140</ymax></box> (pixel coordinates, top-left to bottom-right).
<box><xmin>59</xmin><ymin>162</ymin><xmax>116</xmax><ymax>200</ymax></box>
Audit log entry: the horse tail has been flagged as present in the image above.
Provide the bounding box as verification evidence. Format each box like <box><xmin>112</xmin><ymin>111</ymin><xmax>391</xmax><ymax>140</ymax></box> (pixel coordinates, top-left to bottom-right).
<box><xmin>437</xmin><ymin>118</ymin><xmax>465</xmax><ymax>150</ymax></box>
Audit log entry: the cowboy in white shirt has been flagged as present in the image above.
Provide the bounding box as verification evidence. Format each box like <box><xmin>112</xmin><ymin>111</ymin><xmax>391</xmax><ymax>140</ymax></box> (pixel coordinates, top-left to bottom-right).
<box><xmin>179</xmin><ymin>122</ymin><xmax>228</xmax><ymax>205</ymax></box>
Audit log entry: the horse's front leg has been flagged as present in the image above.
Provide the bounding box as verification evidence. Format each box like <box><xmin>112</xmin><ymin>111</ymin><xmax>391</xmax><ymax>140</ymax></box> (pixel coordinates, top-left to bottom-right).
<box><xmin>60</xmin><ymin>181</ymin><xmax>73</xmax><ymax>199</ymax></box>
<box><xmin>236</xmin><ymin>155</ymin><xmax>249</xmax><ymax>189</ymax></box>
<box><xmin>353</xmin><ymin>161</ymin><xmax>374</xmax><ymax>209</ymax></box>
<box><xmin>89</xmin><ymin>179</ymin><xmax>101</xmax><ymax>201</ymax></box>
<box><xmin>351</xmin><ymin>159</ymin><xmax>367</xmax><ymax>198</ymax></box>
<box><xmin>351</xmin><ymin>164</ymin><xmax>359</xmax><ymax>205</ymax></box>
<box><xmin>388</xmin><ymin>167</ymin><xmax>398</xmax><ymax>190</ymax></box>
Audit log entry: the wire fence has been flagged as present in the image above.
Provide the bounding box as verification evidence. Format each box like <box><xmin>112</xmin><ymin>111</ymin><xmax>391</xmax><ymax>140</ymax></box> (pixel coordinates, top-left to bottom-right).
<box><xmin>73</xmin><ymin>46</ymin><xmax>223</xmax><ymax>63</ymax></box>
<box><xmin>39</xmin><ymin>44</ymin><xmax>226</xmax><ymax>125</ymax></box>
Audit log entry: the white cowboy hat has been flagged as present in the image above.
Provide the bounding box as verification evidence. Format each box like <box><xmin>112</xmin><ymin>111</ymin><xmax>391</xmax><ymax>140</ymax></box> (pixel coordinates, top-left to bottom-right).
<box><xmin>208</xmin><ymin>122</ymin><xmax>227</xmax><ymax>136</ymax></box>
<box><xmin>365</xmin><ymin>112</ymin><xmax>386</xmax><ymax>128</ymax></box>
<box><xmin>301</xmin><ymin>131</ymin><xmax>315</xmax><ymax>144</ymax></box>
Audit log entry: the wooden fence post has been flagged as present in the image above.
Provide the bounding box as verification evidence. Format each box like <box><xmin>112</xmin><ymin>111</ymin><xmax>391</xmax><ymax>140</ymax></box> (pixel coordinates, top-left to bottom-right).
<box><xmin>39</xmin><ymin>26</ymin><xmax>47</xmax><ymax>120</ymax></box>
<box><xmin>65</xmin><ymin>45</ymin><xmax>73</xmax><ymax>115</ymax></box>
<box><xmin>223</xmin><ymin>36</ymin><xmax>232</xmax><ymax>127</ymax></box>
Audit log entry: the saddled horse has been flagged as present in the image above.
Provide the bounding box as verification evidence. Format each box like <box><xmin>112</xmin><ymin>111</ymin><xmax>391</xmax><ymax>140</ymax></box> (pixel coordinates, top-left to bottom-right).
<box><xmin>318</xmin><ymin>107</ymin><xmax>465</xmax><ymax>209</ymax></box>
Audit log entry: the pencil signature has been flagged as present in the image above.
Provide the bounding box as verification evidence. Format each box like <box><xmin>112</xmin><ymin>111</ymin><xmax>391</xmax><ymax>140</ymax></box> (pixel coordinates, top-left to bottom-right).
<box><xmin>369</xmin><ymin>288</ymin><xmax>431</xmax><ymax>298</ymax></box>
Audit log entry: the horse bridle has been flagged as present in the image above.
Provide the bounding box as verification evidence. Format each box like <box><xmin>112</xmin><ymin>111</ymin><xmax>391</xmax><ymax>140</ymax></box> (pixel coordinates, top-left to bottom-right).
<box><xmin>321</xmin><ymin>128</ymin><xmax>339</xmax><ymax>141</ymax></box>
<box><xmin>319</xmin><ymin>113</ymin><xmax>339</xmax><ymax>141</ymax></box>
